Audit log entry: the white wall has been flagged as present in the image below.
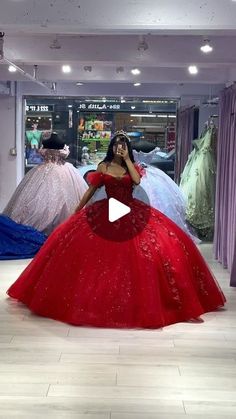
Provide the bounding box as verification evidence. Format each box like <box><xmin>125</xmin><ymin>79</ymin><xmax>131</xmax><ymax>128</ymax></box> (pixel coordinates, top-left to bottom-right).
<box><xmin>0</xmin><ymin>95</ymin><xmax>17</xmax><ymax>211</ymax></box>
<box><xmin>19</xmin><ymin>81</ymin><xmax>224</xmax><ymax>99</ymax></box>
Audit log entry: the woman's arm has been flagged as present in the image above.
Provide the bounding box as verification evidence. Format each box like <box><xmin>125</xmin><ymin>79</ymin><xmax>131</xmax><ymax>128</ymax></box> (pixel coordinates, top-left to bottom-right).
<box><xmin>74</xmin><ymin>163</ymin><xmax>105</xmax><ymax>212</ymax></box>
<box><xmin>125</xmin><ymin>158</ymin><xmax>140</xmax><ymax>185</ymax></box>
<box><xmin>118</xmin><ymin>145</ymin><xmax>140</xmax><ymax>184</ymax></box>
<box><xmin>74</xmin><ymin>185</ymin><xmax>98</xmax><ymax>212</ymax></box>
<box><xmin>117</xmin><ymin>144</ymin><xmax>140</xmax><ymax>185</ymax></box>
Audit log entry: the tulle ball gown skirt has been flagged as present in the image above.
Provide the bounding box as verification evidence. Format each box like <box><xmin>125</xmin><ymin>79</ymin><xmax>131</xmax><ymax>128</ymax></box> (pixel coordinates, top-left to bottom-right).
<box><xmin>0</xmin><ymin>215</ymin><xmax>46</xmax><ymax>260</ymax></box>
<box><xmin>3</xmin><ymin>162</ymin><xmax>88</xmax><ymax>235</ymax></box>
<box><xmin>7</xmin><ymin>196</ymin><xmax>225</xmax><ymax>329</ymax></box>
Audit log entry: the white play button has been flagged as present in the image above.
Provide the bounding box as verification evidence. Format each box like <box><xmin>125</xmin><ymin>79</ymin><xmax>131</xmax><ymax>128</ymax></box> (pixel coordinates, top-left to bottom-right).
<box><xmin>108</xmin><ymin>197</ymin><xmax>131</xmax><ymax>223</ymax></box>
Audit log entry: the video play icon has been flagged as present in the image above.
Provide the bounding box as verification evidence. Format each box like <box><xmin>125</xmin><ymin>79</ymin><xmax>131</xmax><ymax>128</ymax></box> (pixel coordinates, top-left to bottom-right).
<box><xmin>85</xmin><ymin>183</ymin><xmax>151</xmax><ymax>242</ymax></box>
<box><xmin>108</xmin><ymin>198</ymin><xmax>131</xmax><ymax>222</ymax></box>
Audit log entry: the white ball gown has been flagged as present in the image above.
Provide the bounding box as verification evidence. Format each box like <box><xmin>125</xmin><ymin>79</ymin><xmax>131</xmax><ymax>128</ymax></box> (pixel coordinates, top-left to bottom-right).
<box><xmin>4</xmin><ymin>146</ymin><xmax>88</xmax><ymax>235</ymax></box>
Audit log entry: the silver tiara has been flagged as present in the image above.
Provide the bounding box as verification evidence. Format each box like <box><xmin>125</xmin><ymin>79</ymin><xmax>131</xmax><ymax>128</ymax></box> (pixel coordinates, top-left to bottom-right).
<box><xmin>113</xmin><ymin>130</ymin><xmax>130</xmax><ymax>142</ymax></box>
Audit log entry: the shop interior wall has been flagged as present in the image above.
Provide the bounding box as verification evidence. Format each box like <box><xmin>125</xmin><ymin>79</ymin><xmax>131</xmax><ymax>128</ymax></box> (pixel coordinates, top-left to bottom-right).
<box><xmin>0</xmin><ymin>95</ymin><xmax>17</xmax><ymax>211</ymax></box>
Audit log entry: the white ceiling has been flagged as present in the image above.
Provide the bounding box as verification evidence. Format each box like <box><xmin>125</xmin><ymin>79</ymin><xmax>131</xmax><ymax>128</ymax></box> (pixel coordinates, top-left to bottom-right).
<box><xmin>0</xmin><ymin>0</ymin><xmax>236</xmax><ymax>86</ymax></box>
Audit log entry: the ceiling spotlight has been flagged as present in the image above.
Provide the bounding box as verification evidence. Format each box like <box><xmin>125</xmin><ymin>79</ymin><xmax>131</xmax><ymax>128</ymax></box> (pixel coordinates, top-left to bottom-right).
<box><xmin>62</xmin><ymin>65</ymin><xmax>71</xmax><ymax>73</ymax></box>
<box><xmin>116</xmin><ymin>66</ymin><xmax>124</xmax><ymax>73</ymax></box>
<box><xmin>8</xmin><ymin>65</ymin><xmax>17</xmax><ymax>73</ymax></box>
<box><xmin>76</xmin><ymin>82</ymin><xmax>84</xmax><ymax>86</ymax></box>
<box><xmin>131</xmin><ymin>68</ymin><xmax>141</xmax><ymax>75</ymax></box>
<box><xmin>200</xmin><ymin>39</ymin><xmax>213</xmax><ymax>53</ymax></box>
<box><xmin>138</xmin><ymin>35</ymin><xmax>149</xmax><ymax>52</ymax></box>
<box><xmin>68</xmin><ymin>105</ymin><xmax>73</xmax><ymax>108</ymax></box>
<box><xmin>102</xmin><ymin>97</ymin><xmax>106</xmax><ymax>102</ymax></box>
<box><xmin>50</xmin><ymin>38</ymin><xmax>61</xmax><ymax>50</ymax></box>
<box><xmin>51</xmin><ymin>82</ymin><xmax>57</xmax><ymax>92</ymax></box>
<box><xmin>133</xmin><ymin>82</ymin><xmax>141</xmax><ymax>87</ymax></box>
<box><xmin>188</xmin><ymin>65</ymin><xmax>198</xmax><ymax>75</ymax></box>
<box><xmin>121</xmin><ymin>97</ymin><xmax>126</xmax><ymax>103</ymax></box>
<box><xmin>84</xmin><ymin>66</ymin><xmax>92</xmax><ymax>72</ymax></box>
<box><xmin>131</xmin><ymin>106</ymin><xmax>136</xmax><ymax>110</ymax></box>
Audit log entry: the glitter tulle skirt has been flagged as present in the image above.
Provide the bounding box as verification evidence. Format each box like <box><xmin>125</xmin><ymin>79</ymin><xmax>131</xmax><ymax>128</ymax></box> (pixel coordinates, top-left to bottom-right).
<box><xmin>3</xmin><ymin>162</ymin><xmax>87</xmax><ymax>235</ymax></box>
<box><xmin>7</xmin><ymin>196</ymin><xmax>225</xmax><ymax>329</ymax></box>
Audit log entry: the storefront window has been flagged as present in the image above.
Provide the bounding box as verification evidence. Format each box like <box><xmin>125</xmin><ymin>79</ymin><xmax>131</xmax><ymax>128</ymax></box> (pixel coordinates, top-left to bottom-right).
<box><xmin>24</xmin><ymin>97</ymin><xmax>178</xmax><ymax>172</ymax></box>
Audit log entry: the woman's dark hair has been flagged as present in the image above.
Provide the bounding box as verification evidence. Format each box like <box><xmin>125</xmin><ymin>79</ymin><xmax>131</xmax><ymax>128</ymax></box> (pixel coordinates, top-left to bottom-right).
<box><xmin>102</xmin><ymin>133</ymin><xmax>135</xmax><ymax>167</ymax></box>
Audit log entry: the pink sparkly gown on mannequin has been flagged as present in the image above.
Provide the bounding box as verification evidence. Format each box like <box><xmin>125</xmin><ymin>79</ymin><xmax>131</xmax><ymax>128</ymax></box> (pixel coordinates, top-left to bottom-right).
<box><xmin>3</xmin><ymin>135</ymin><xmax>87</xmax><ymax>235</ymax></box>
<box><xmin>7</xmin><ymin>164</ymin><xmax>225</xmax><ymax>329</ymax></box>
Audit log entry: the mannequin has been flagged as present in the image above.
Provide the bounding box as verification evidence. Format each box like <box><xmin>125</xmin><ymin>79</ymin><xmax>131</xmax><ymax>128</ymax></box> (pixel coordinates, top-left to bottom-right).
<box><xmin>26</xmin><ymin>123</ymin><xmax>42</xmax><ymax>149</ymax></box>
<box><xmin>4</xmin><ymin>131</ymin><xmax>88</xmax><ymax>235</ymax></box>
<box><xmin>42</xmin><ymin>132</ymin><xmax>65</xmax><ymax>150</ymax></box>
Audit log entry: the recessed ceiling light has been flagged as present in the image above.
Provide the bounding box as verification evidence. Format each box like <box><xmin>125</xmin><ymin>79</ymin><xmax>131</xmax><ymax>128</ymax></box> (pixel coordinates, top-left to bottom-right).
<box><xmin>76</xmin><ymin>82</ymin><xmax>84</xmax><ymax>86</ymax></box>
<box><xmin>131</xmin><ymin>68</ymin><xmax>141</xmax><ymax>75</ymax></box>
<box><xmin>133</xmin><ymin>82</ymin><xmax>141</xmax><ymax>87</ymax></box>
<box><xmin>131</xmin><ymin>106</ymin><xmax>136</xmax><ymax>110</ymax></box>
<box><xmin>8</xmin><ymin>65</ymin><xmax>17</xmax><ymax>73</ymax></box>
<box><xmin>200</xmin><ymin>40</ymin><xmax>213</xmax><ymax>53</ymax></box>
<box><xmin>68</xmin><ymin>105</ymin><xmax>73</xmax><ymax>108</ymax></box>
<box><xmin>157</xmin><ymin>114</ymin><xmax>177</xmax><ymax>118</ymax></box>
<box><xmin>62</xmin><ymin>65</ymin><xmax>71</xmax><ymax>73</ymax></box>
<box><xmin>188</xmin><ymin>65</ymin><xmax>198</xmax><ymax>75</ymax></box>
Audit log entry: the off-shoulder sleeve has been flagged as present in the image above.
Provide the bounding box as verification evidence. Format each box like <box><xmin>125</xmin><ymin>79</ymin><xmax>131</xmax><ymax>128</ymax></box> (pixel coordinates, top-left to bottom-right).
<box><xmin>87</xmin><ymin>171</ymin><xmax>104</xmax><ymax>188</ymax></box>
<box><xmin>134</xmin><ymin>163</ymin><xmax>146</xmax><ymax>178</ymax></box>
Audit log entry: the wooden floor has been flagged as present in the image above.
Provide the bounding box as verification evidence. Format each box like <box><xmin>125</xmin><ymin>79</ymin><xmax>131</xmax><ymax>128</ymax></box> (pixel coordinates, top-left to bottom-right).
<box><xmin>0</xmin><ymin>244</ymin><xmax>236</xmax><ymax>419</ymax></box>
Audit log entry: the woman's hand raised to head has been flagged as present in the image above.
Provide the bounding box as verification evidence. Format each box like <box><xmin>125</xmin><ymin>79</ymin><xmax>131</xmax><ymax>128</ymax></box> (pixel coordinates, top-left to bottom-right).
<box><xmin>117</xmin><ymin>144</ymin><xmax>130</xmax><ymax>161</ymax></box>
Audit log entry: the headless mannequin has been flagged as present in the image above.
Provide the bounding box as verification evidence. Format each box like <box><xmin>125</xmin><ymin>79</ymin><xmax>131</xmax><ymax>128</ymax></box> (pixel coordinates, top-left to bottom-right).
<box><xmin>26</xmin><ymin>123</ymin><xmax>42</xmax><ymax>149</ymax></box>
<box><xmin>42</xmin><ymin>133</ymin><xmax>65</xmax><ymax>150</ymax></box>
<box><xmin>131</xmin><ymin>139</ymin><xmax>156</xmax><ymax>153</ymax></box>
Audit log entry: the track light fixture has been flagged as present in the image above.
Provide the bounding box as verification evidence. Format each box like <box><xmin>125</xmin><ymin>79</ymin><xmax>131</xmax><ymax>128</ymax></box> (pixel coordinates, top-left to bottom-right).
<box><xmin>200</xmin><ymin>39</ymin><xmax>213</xmax><ymax>53</ymax></box>
<box><xmin>138</xmin><ymin>36</ymin><xmax>149</xmax><ymax>52</ymax></box>
<box><xmin>84</xmin><ymin>66</ymin><xmax>92</xmax><ymax>72</ymax></box>
<box><xmin>116</xmin><ymin>66</ymin><xmax>124</xmax><ymax>73</ymax></box>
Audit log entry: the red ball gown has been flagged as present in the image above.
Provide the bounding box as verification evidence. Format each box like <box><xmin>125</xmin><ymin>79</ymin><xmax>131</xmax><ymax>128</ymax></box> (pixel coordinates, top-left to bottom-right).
<box><xmin>7</xmin><ymin>167</ymin><xmax>225</xmax><ymax>328</ymax></box>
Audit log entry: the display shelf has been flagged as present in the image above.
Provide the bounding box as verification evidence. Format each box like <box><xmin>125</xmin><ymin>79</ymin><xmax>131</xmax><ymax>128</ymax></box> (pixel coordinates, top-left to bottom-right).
<box><xmin>79</xmin><ymin>129</ymin><xmax>111</xmax><ymax>132</ymax></box>
<box><xmin>81</xmin><ymin>138</ymin><xmax>110</xmax><ymax>143</ymax></box>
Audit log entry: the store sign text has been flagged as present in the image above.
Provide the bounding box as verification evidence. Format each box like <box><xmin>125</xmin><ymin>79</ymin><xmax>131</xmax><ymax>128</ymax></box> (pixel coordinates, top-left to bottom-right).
<box><xmin>26</xmin><ymin>105</ymin><xmax>53</xmax><ymax>112</ymax></box>
<box><xmin>78</xmin><ymin>103</ymin><xmax>121</xmax><ymax>111</ymax></box>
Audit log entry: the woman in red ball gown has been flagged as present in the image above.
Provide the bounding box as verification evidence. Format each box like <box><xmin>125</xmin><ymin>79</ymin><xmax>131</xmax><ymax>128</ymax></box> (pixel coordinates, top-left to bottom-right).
<box><xmin>7</xmin><ymin>132</ymin><xmax>225</xmax><ymax>328</ymax></box>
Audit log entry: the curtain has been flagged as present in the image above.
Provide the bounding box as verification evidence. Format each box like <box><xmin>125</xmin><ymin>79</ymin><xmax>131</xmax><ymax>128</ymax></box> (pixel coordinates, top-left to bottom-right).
<box><xmin>175</xmin><ymin>106</ymin><xmax>195</xmax><ymax>184</ymax></box>
<box><xmin>213</xmin><ymin>86</ymin><xmax>236</xmax><ymax>286</ymax></box>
